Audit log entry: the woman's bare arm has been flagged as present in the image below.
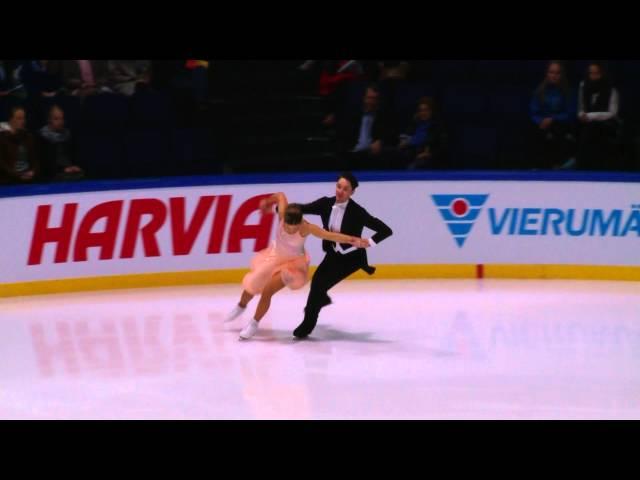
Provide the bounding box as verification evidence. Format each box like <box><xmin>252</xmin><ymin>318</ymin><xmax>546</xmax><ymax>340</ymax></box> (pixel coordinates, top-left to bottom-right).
<box><xmin>259</xmin><ymin>192</ymin><xmax>288</xmax><ymax>222</ymax></box>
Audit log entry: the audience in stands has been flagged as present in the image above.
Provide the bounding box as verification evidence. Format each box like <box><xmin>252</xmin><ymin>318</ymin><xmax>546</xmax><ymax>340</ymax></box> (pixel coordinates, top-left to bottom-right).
<box><xmin>38</xmin><ymin>105</ymin><xmax>83</xmax><ymax>181</ymax></box>
<box><xmin>528</xmin><ymin>60</ymin><xmax>577</xmax><ymax>169</ymax></box>
<box><xmin>19</xmin><ymin>60</ymin><xmax>63</xmax><ymax>131</ymax></box>
<box><xmin>576</xmin><ymin>62</ymin><xmax>622</xmax><ymax>170</ymax></box>
<box><xmin>50</xmin><ymin>60</ymin><xmax>111</xmax><ymax>97</ymax></box>
<box><xmin>108</xmin><ymin>60</ymin><xmax>152</xmax><ymax>96</ymax></box>
<box><xmin>0</xmin><ymin>106</ymin><xmax>39</xmax><ymax>184</ymax></box>
<box><xmin>1</xmin><ymin>60</ymin><xmax>640</xmax><ymax>187</ymax></box>
<box><xmin>396</xmin><ymin>97</ymin><xmax>448</xmax><ymax>169</ymax></box>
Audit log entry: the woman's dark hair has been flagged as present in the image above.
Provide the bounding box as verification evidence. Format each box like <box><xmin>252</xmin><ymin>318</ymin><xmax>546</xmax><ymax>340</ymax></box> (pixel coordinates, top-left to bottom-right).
<box><xmin>584</xmin><ymin>61</ymin><xmax>613</xmax><ymax>84</ymax></box>
<box><xmin>337</xmin><ymin>171</ymin><xmax>359</xmax><ymax>191</ymax></box>
<box><xmin>284</xmin><ymin>203</ymin><xmax>303</xmax><ymax>225</ymax></box>
<box><xmin>535</xmin><ymin>60</ymin><xmax>569</xmax><ymax>103</ymax></box>
<box><xmin>582</xmin><ymin>61</ymin><xmax>613</xmax><ymax>112</ymax></box>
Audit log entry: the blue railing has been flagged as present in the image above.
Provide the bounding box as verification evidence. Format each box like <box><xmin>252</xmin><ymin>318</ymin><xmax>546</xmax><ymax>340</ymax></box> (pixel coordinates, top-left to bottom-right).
<box><xmin>2</xmin><ymin>170</ymin><xmax>640</xmax><ymax>199</ymax></box>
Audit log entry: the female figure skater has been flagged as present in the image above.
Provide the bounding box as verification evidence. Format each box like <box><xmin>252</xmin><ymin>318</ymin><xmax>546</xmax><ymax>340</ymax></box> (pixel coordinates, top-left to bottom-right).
<box><xmin>225</xmin><ymin>192</ymin><xmax>369</xmax><ymax>340</ymax></box>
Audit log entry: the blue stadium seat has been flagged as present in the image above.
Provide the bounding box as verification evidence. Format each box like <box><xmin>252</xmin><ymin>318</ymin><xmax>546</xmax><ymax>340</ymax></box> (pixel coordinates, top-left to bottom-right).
<box><xmin>430</xmin><ymin>60</ymin><xmax>476</xmax><ymax>86</ymax></box>
<box><xmin>129</xmin><ymin>90</ymin><xmax>173</xmax><ymax>130</ymax></box>
<box><xmin>441</xmin><ymin>84</ymin><xmax>489</xmax><ymax>123</ymax></box>
<box><xmin>124</xmin><ymin>130</ymin><xmax>171</xmax><ymax>178</ymax></box>
<box><xmin>487</xmin><ymin>85</ymin><xmax>530</xmax><ymax>123</ymax></box>
<box><xmin>618</xmin><ymin>60</ymin><xmax>640</xmax><ymax>78</ymax></box>
<box><xmin>473</xmin><ymin>60</ymin><xmax>522</xmax><ymax>85</ymax></box>
<box><xmin>572</xmin><ymin>60</ymin><xmax>591</xmax><ymax>79</ymax></box>
<box><xmin>518</xmin><ymin>60</ymin><xmax>548</xmax><ymax>89</ymax></box>
<box><xmin>449</xmin><ymin>124</ymin><xmax>498</xmax><ymax>169</ymax></box>
<box><xmin>81</xmin><ymin>93</ymin><xmax>130</xmax><ymax>134</ymax></box>
<box><xmin>170</xmin><ymin>128</ymin><xmax>218</xmax><ymax>175</ymax></box>
<box><xmin>496</xmin><ymin>121</ymin><xmax>528</xmax><ymax>169</ymax></box>
<box><xmin>76</xmin><ymin>132</ymin><xmax>125</xmax><ymax>179</ymax></box>
<box><xmin>616</xmin><ymin>83</ymin><xmax>640</xmax><ymax>123</ymax></box>
<box><xmin>606</xmin><ymin>61</ymin><xmax>624</xmax><ymax>82</ymax></box>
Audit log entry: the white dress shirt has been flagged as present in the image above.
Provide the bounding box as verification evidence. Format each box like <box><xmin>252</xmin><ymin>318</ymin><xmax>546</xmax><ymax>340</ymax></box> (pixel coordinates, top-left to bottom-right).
<box><xmin>328</xmin><ymin>199</ymin><xmax>376</xmax><ymax>254</ymax></box>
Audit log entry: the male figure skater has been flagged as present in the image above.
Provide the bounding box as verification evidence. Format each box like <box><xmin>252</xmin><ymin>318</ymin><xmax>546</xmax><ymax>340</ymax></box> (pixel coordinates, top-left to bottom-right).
<box><xmin>294</xmin><ymin>172</ymin><xmax>393</xmax><ymax>338</ymax></box>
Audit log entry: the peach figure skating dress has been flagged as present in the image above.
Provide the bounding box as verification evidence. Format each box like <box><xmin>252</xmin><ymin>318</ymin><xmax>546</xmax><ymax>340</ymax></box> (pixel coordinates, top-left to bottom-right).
<box><xmin>242</xmin><ymin>220</ymin><xmax>311</xmax><ymax>295</ymax></box>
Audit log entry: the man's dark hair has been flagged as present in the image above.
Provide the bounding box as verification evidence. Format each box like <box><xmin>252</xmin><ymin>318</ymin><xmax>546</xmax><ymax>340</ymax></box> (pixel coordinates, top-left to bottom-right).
<box><xmin>284</xmin><ymin>203</ymin><xmax>303</xmax><ymax>225</ymax></box>
<box><xmin>338</xmin><ymin>172</ymin><xmax>359</xmax><ymax>191</ymax></box>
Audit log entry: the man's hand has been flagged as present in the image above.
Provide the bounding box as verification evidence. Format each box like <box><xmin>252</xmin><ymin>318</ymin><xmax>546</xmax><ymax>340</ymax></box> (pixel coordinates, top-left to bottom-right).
<box><xmin>370</xmin><ymin>140</ymin><xmax>382</xmax><ymax>155</ymax></box>
<box><xmin>348</xmin><ymin>237</ymin><xmax>370</xmax><ymax>248</ymax></box>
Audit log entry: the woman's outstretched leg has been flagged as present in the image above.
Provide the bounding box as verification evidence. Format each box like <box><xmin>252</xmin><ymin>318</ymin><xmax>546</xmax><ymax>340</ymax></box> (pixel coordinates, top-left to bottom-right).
<box><xmin>224</xmin><ymin>290</ymin><xmax>254</xmax><ymax>323</ymax></box>
<box><xmin>240</xmin><ymin>274</ymin><xmax>285</xmax><ymax>339</ymax></box>
<box><xmin>239</xmin><ymin>290</ymin><xmax>253</xmax><ymax>308</ymax></box>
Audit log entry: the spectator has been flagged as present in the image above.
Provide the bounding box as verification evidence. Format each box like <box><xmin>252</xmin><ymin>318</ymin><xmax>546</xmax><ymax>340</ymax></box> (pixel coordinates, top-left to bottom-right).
<box><xmin>38</xmin><ymin>105</ymin><xmax>83</xmax><ymax>181</ymax></box>
<box><xmin>18</xmin><ymin>60</ymin><xmax>63</xmax><ymax>131</ymax></box>
<box><xmin>185</xmin><ymin>60</ymin><xmax>210</xmax><ymax>106</ymax></box>
<box><xmin>319</xmin><ymin>60</ymin><xmax>364</xmax><ymax>127</ymax></box>
<box><xmin>162</xmin><ymin>60</ymin><xmax>210</xmax><ymax>113</ymax></box>
<box><xmin>49</xmin><ymin>60</ymin><xmax>111</xmax><ymax>97</ymax></box>
<box><xmin>396</xmin><ymin>97</ymin><xmax>447</xmax><ymax>169</ymax></box>
<box><xmin>528</xmin><ymin>60</ymin><xmax>577</xmax><ymax>169</ymax></box>
<box><xmin>576</xmin><ymin>62</ymin><xmax>622</xmax><ymax>170</ymax></box>
<box><xmin>0</xmin><ymin>106</ymin><xmax>39</xmax><ymax>184</ymax></box>
<box><xmin>336</xmin><ymin>85</ymin><xmax>394</xmax><ymax>170</ymax></box>
<box><xmin>108</xmin><ymin>60</ymin><xmax>152</xmax><ymax>96</ymax></box>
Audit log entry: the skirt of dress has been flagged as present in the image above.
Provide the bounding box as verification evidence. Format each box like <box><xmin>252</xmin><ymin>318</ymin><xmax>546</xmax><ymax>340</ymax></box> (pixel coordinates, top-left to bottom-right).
<box><xmin>242</xmin><ymin>248</ymin><xmax>310</xmax><ymax>295</ymax></box>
